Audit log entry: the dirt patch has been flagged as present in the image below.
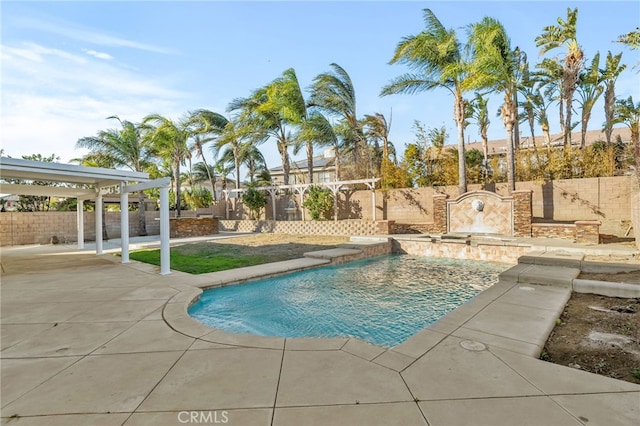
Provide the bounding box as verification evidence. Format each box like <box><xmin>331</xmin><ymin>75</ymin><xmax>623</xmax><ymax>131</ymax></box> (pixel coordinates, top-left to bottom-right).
<box><xmin>578</xmin><ymin>270</ymin><xmax>640</xmax><ymax>284</ymax></box>
<box><xmin>177</xmin><ymin>234</ymin><xmax>350</xmax><ymax>263</ymax></box>
<box><xmin>542</xmin><ymin>292</ymin><xmax>640</xmax><ymax>384</ymax></box>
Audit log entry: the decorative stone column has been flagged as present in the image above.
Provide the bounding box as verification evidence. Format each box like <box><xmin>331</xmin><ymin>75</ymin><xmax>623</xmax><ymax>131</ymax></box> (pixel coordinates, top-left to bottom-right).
<box><xmin>432</xmin><ymin>194</ymin><xmax>448</xmax><ymax>234</ymax></box>
<box><xmin>512</xmin><ymin>190</ymin><xmax>532</xmax><ymax>237</ymax></box>
<box><xmin>375</xmin><ymin>220</ymin><xmax>395</xmax><ymax>235</ymax></box>
<box><xmin>575</xmin><ymin>221</ymin><xmax>601</xmax><ymax>244</ymax></box>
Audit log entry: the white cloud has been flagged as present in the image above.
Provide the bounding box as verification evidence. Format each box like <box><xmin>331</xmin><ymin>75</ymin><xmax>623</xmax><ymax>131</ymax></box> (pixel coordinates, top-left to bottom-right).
<box><xmin>84</xmin><ymin>49</ymin><xmax>113</xmax><ymax>61</ymax></box>
<box><xmin>1</xmin><ymin>42</ymin><xmax>189</xmax><ymax>163</ymax></box>
<box><xmin>13</xmin><ymin>16</ymin><xmax>175</xmax><ymax>55</ymax></box>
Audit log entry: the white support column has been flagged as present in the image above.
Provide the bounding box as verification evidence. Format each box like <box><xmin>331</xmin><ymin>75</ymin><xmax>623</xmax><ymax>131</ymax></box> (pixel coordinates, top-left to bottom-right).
<box><xmin>267</xmin><ymin>188</ymin><xmax>278</xmax><ymax>220</ymax></box>
<box><xmin>120</xmin><ymin>183</ymin><xmax>129</xmax><ymax>263</ymax></box>
<box><xmin>77</xmin><ymin>199</ymin><xmax>84</xmax><ymax>249</ymax></box>
<box><xmin>95</xmin><ymin>190</ymin><xmax>103</xmax><ymax>255</ymax></box>
<box><xmin>159</xmin><ymin>186</ymin><xmax>170</xmax><ymax>275</ymax></box>
<box><xmin>223</xmin><ymin>190</ymin><xmax>230</xmax><ymax>220</ymax></box>
<box><xmin>372</xmin><ymin>188</ymin><xmax>376</xmax><ymax>221</ymax></box>
<box><xmin>298</xmin><ymin>190</ymin><xmax>305</xmax><ymax>221</ymax></box>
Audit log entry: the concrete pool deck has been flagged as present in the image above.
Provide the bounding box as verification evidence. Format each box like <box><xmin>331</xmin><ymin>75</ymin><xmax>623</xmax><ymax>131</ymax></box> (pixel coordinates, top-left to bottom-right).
<box><xmin>1</xmin><ymin>237</ymin><xmax>639</xmax><ymax>425</ymax></box>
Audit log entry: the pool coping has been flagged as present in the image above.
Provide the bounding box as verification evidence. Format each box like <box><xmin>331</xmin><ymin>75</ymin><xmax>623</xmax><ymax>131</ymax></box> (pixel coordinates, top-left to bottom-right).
<box><xmin>3</xmin><ymin>238</ymin><xmax>640</xmax><ymax>425</ymax></box>
<box><xmin>163</xmin><ymin>241</ymin><xmax>639</xmax><ymax>365</ymax></box>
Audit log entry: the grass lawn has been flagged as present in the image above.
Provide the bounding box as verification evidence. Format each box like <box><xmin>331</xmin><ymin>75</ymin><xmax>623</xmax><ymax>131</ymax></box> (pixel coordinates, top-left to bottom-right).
<box><xmin>128</xmin><ymin>234</ymin><xmax>349</xmax><ymax>274</ymax></box>
<box><xmin>129</xmin><ymin>246</ymin><xmax>265</xmax><ymax>274</ymax></box>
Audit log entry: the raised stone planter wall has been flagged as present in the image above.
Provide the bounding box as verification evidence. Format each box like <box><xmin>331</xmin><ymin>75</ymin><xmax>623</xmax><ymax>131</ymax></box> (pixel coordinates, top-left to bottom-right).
<box><xmin>218</xmin><ymin>219</ymin><xmax>391</xmax><ymax>236</ymax></box>
<box><xmin>170</xmin><ymin>217</ymin><xmax>219</xmax><ymax>238</ymax></box>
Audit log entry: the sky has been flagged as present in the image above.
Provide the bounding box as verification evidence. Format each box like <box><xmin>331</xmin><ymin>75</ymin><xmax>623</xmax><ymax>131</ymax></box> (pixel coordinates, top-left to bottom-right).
<box><xmin>1</xmin><ymin>0</ymin><xmax>639</xmax><ymax>180</ymax></box>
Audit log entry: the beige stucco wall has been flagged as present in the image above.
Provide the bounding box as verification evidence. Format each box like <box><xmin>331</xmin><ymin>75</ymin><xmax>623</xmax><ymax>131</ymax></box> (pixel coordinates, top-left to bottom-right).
<box><xmin>1</xmin><ymin>176</ymin><xmax>636</xmax><ymax>246</ymax></box>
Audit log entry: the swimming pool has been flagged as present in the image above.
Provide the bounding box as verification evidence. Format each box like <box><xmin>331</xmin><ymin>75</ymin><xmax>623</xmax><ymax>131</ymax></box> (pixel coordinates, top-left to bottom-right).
<box><xmin>189</xmin><ymin>255</ymin><xmax>508</xmax><ymax>347</ymax></box>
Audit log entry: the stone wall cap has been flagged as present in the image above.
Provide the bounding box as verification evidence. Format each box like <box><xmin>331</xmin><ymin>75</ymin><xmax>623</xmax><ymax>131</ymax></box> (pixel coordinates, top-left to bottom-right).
<box><xmin>574</xmin><ymin>220</ymin><xmax>602</xmax><ymax>225</ymax></box>
<box><xmin>512</xmin><ymin>189</ymin><xmax>534</xmax><ymax>194</ymax></box>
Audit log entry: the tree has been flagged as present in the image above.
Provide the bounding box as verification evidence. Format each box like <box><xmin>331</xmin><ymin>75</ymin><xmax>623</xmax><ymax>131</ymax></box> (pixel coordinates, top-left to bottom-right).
<box><xmin>576</xmin><ymin>53</ymin><xmax>604</xmax><ymax>148</ymax></box>
<box><xmin>187</xmin><ymin>109</ymin><xmax>228</xmax><ymax>201</ymax></box>
<box><xmin>242</xmin><ymin>187</ymin><xmax>267</xmax><ymax>220</ymax></box>
<box><xmin>381</xmin><ymin>8</ymin><xmax>472</xmax><ymax>195</ymax></box>
<box><xmin>302</xmin><ymin>186</ymin><xmax>334</xmax><ymax>220</ymax></box>
<box><xmin>617</xmin><ymin>27</ymin><xmax>640</xmax><ymax>49</ymax></box>
<box><xmin>191</xmin><ymin>161</ymin><xmax>218</xmax><ymax>198</ymax></box>
<box><xmin>11</xmin><ymin>154</ymin><xmax>60</xmax><ymax>212</ymax></box>
<box><xmin>602</xmin><ymin>52</ymin><xmax>626</xmax><ymax>144</ymax></box>
<box><xmin>144</xmin><ymin>111</ymin><xmax>217</xmax><ymax>216</ymax></box>
<box><xmin>295</xmin><ymin>111</ymin><xmax>337</xmax><ymax>183</ymax></box>
<box><xmin>468</xmin><ymin>93</ymin><xmax>491</xmax><ymax>180</ymax></box>
<box><xmin>362</xmin><ymin>112</ymin><xmax>392</xmax><ymax>173</ymax></box>
<box><xmin>309</xmin><ymin>63</ymin><xmax>366</xmax><ymax>179</ymax></box>
<box><xmin>612</xmin><ymin>96</ymin><xmax>640</xmax><ymax>177</ymax></box>
<box><xmin>241</xmin><ymin>144</ymin><xmax>269</xmax><ymax>185</ymax></box>
<box><xmin>467</xmin><ymin>17</ymin><xmax>522</xmax><ymax>192</ymax></box>
<box><xmin>229</xmin><ymin>68</ymin><xmax>304</xmax><ymax>185</ymax></box>
<box><xmin>535</xmin><ymin>7</ymin><xmax>584</xmax><ymax>146</ymax></box>
<box><xmin>211</xmin><ymin>118</ymin><xmax>243</xmax><ymax>190</ymax></box>
<box><xmin>76</xmin><ymin>116</ymin><xmax>152</xmax><ymax>235</ymax></box>
<box><xmin>535</xmin><ymin>57</ymin><xmax>565</xmax><ymax>142</ymax></box>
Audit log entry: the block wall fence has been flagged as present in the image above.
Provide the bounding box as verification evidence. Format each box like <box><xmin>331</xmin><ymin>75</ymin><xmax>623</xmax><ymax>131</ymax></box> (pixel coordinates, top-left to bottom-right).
<box><xmin>1</xmin><ymin>176</ymin><xmax>637</xmax><ymax>246</ymax></box>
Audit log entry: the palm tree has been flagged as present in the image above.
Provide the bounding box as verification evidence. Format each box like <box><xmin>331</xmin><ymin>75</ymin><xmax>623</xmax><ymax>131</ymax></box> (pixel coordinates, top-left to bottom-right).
<box><xmin>602</xmin><ymin>52</ymin><xmax>626</xmax><ymax>144</ymax></box>
<box><xmin>381</xmin><ymin>9</ymin><xmax>472</xmax><ymax>194</ymax></box>
<box><xmin>187</xmin><ymin>109</ymin><xmax>228</xmax><ymax>201</ymax></box>
<box><xmin>468</xmin><ymin>93</ymin><xmax>491</xmax><ymax>179</ymax></box>
<box><xmin>229</xmin><ymin>68</ymin><xmax>305</xmax><ymax>185</ymax></box>
<box><xmin>211</xmin><ymin>118</ymin><xmax>244</xmax><ymax>190</ymax></box>
<box><xmin>612</xmin><ymin>96</ymin><xmax>640</xmax><ymax>176</ymax></box>
<box><xmin>241</xmin><ymin>144</ymin><xmax>269</xmax><ymax>184</ymax></box>
<box><xmin>143</xmin><ymin>113</ymin><xmax>194</xmax><ymax>216</ymax></box>
<box><xmin>295</xmin><ymin>111</ymin><xmax>338</xmax><ymax>183</ymax></box>
<box><xmin>76</xmin><ymin>116</ymin><xmax>152</xmax><ymax>235</ymax></box>
<box><xmin>576</xmin><ymin>53</ymin><xmax>604</xmax><ymax>148</ymax></box>
<box><xmin>191</xmin><ymin>161</ymin><xmax>218</xmax><ymax>196</ymax></box>
<box><xmin>309</xmin><ymin>63</ymin><xmax>366</xmax><ymax>178</ymax></box>
<box><xmin>535</xmin><ymin>7</ymin><xmax>584</xmax><ymax>146</ymax></box>
<box><xmin>534</xmin><ymin>58</ymin><xmax>564</xmax><ymax>140</ymax></box>
<box><xmin>467</xmin><ymin>17</ymin><xmax>521</xmax><ymax>192</ymax></box>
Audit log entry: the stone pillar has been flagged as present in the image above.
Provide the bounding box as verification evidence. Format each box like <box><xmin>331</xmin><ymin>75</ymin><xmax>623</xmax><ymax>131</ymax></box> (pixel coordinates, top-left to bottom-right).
<box><xmin>432</xmin><ymin>194</ymin><xmax>448</xmax><ymax>234</ymax></box>
<box><xmin>575</xmin><ymin>221</ymin><xmax>601</xmax><ymax>244</ymax></box>
<box><xmin>512</xmin><ymin>190</ymin><xmax>532</xmax><ymax>237</ymax></box>
<box><xmin>375</xmin><ymin>220</ymin><xmax>395</xmax><ymax>235</ymax></box>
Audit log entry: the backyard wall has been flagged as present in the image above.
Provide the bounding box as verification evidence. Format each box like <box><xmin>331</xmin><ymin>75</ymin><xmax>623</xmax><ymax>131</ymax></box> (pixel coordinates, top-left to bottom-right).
<box><xmin>1</xmin><ymin>176</ymin><xmax>636</xmax><ymax>246</ymax></box>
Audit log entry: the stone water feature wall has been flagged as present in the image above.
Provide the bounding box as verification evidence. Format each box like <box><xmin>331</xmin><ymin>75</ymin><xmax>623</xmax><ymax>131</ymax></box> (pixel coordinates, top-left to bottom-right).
<box><xmin>422</xmin><ymin>190</ymin><xmax>533</xmax><ymax>237</ymax></box>
<box><xmin>446</xmin><ymin>191</ymin><xmax>514</xmax><ymax>235</ymax></box>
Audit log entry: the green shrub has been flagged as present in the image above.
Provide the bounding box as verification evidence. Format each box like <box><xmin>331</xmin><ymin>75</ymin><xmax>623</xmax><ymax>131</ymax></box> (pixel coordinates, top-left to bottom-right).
<box><xmin>242</xmin><ymin>187</ymin><xmax>267</xmax><ymax>220</ymax></box>
<box><xmin>303</xmin><ymin>186</ymin><xmax>334</xmax><ymax>220</ymax></box>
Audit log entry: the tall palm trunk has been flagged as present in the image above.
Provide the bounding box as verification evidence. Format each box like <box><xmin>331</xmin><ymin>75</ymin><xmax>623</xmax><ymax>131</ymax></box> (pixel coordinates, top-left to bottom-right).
<box><xmin>502</xmin><ymin>92</ymin><xmax>517</xmax><ymax>192</ymax></box>
<box><xmin>454</xmin><ymin>93</ymin><xmax>467</xmax><ymax>195</ymax></box>
<box><xmin>541</xmin><ymin>120</ymin><xmax>552</xmax><ymax>150</ymax></box>
<box><xmin>137</xmin><ymin>192</ymin><xmax>147</xmax><ymax>236</ymax></box>
<box><xmin>173</xmin><ymin>161</ymin><xmax>181</xmax><ymax>217</ymax></box>
<box><xmin>306</xmin><ymin>140</ymin><xmax>314</xmax><ymax>183</ymax></box>
<box><xmin>604</xmin><ymin>84</ymin><xmax>615</xmax><ymax>144</ymax></box>
<box><xmin>201</xmin><ymin>156</ymin><xmax>216</xmax><ymax>201</ymax></box>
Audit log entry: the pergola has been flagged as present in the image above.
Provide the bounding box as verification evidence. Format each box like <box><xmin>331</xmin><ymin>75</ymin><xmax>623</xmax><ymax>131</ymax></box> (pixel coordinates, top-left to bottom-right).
<box><xmin>0</xmin><ymin>157</ymin><xmax>172</xmax><ymax>275</ymax></box>
<box><xmin>222</xmin><ymin>178</ymin><xmax>381</xmax><ymax>221</ymax></box>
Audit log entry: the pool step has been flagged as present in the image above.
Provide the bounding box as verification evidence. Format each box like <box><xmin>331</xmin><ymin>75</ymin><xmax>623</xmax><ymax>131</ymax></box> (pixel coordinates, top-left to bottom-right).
<box><xmin>499</xmin><ymin>263</ymin><xmax>580</xmax><ymax>288</ymax></box>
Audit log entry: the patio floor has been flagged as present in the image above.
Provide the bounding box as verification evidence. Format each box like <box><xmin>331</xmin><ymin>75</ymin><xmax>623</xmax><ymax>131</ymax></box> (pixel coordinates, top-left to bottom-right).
<box><xmin>1</xmin><ymin>238</ymin><xmax>639</xmax><ymax>425</ymax></box>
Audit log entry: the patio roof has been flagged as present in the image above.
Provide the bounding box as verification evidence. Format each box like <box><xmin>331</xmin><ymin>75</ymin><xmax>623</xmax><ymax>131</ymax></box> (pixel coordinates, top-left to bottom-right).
<box><xmin>0</xmin><ymin>157</ymin><xmax>149</xmax><ymax>198</ymax></box>
<box><xmin>0</xmin><ymin>156</ymin><xmax>171</xmax><ymax>275</ymax></box>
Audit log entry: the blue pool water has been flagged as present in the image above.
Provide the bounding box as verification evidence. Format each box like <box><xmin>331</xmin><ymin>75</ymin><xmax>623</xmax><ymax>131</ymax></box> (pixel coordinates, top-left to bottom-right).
<box><xmin>189</xmin><ymin>255</ymin><xmax>507</xmax><ymax>347</ymax></box>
